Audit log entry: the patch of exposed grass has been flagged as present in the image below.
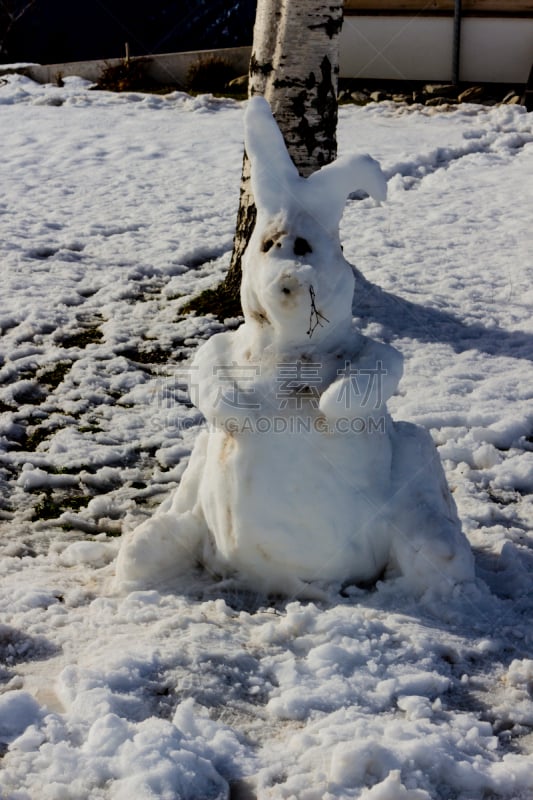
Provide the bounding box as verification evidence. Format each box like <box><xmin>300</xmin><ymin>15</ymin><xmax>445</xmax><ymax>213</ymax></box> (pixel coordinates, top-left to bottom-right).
<box><xmin>12</xmin><ymin>382</ymin><xmax>47</xmax><ymax>406</ymax></box>
<box><xmin>33</xmin><ymin>490</ymin><xmax>90</xmax><ymax>521</ymax></box>
<box><xmin>181</xmin><ymin>284</ymin><xmax>243</xmax><ymax>322</ymax></box>
<box><xmin>38</xmin><ymin>361</ymin><xmax>72</xmax><ymax>390</ymax></box>
<box><xmin>185</xmin><ymin>56</ymin><xmax>239</xmax><ymax>94</ymax></box>
<box><xmin>16</xmin><ymin>367</ymin><xmax>38</xmax><ymax>381</ymax></box>
<box><xmin>78</xmin><ymin>423</ymin><xmax>103</xmax><ymax>434</ymax></box>
<box><xmin>24</xmin><ymin>426</ymin><xmax>51</xmax><ymax>451</ymax></box>
<box><xmin>118</xmin><ymin>344</ymin><xmax>180</xmax><ymax>366</ymax></box>
<box><xmin>59</xmin><ymin>327</ymin><xmax>103</xmax><ymax>349</ymax></box>
<box><xmin>95</xmin><ymin>57</ymin><xmax>156</xmax><ymax>93</ymax></box>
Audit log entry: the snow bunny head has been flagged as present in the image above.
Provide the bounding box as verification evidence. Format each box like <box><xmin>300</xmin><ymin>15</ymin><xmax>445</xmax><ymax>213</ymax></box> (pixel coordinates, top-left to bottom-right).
<box><xmin>240</xmin><ymin>96</ymin><xmax>387</xmax><ymax>350</ymax></box>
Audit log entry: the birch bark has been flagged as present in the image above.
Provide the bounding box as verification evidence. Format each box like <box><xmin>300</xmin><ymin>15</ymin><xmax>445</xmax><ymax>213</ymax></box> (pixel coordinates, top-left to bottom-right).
<box><xmin>250</xmin><ymin>0</ymin><xmax>342</xmax><ymax>174</ymax></box>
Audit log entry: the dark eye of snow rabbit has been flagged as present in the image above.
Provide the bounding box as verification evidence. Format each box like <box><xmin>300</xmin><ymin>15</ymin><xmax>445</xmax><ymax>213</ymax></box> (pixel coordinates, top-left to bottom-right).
<box><xmin>261</xmin><ymin>235</ymin><xmax>313</xmax><ymax>256</ymax></box>
<box><xmin>293</xmin><ymin>237</ymin><xmax>312</xmax><ymax>256</ymax></box>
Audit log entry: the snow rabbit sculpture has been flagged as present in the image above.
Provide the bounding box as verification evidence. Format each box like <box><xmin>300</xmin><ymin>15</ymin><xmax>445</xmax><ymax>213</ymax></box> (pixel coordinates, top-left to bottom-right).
<box><xmin>116</xmin><ymin>97</ymin><xmax>474</xmax><ymax>597</ymax></box>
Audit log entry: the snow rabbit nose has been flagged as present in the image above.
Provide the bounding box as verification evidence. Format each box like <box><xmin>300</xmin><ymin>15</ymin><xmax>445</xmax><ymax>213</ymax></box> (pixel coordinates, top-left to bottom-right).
<box><xmin>277</xmin><ymin>273</ymin><xmax>303</xmax><ymax>301</ymax></box>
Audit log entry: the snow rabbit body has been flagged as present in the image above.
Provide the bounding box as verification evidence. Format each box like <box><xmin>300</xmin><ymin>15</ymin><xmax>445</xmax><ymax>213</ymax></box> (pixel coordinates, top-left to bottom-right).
<box><xmin>115</xmin><ymin>97</ymin><xmax>474</xmax><ymax>597</ymax></box>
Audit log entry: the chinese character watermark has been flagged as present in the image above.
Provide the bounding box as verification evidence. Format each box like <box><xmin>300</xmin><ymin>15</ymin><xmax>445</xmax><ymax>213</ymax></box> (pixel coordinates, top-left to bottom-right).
<box><xmin>335</xmin><ymin>360</ymin><xmax>387</xmax><ymax>410</ymax></box>
<box><xmin>276</xmin><ymin>360</ymin><xmax>322</xmax><ymax>410</ymax></box>
<box><xmin>147</xmin><ymin>360</ymin><xmax>388</xmax><ymax>435</ymax></box>
<box><xmin>213</xmin><ymin>362</ymin><xmax>261</xmax><ymax>410</ymax></box>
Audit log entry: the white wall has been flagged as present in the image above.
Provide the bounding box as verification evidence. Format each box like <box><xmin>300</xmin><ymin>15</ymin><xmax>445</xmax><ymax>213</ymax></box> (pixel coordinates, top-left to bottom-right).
<box><xmin>16</xmin><ymin>22</ymin><xmax>533</xmax><ymax>88</ymax></box>
<box><xmin>340</xmin><ymin>15</ymin><xmax>533</xmax><ymax>82</ymax></box>
<box><xmin>461</xmin><ymin>18</ymin><xmax>533</xmax><ymax>82</ymax></box>
<box><xmin>21</xmin><ymin>47</ymin><xmax>253</xmax><ymax>88</ymax></box>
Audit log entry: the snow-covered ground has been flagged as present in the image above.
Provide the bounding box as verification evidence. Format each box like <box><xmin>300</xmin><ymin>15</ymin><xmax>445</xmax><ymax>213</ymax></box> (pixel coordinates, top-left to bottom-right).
<box><xmin>0</xmin><ymin>74</ymin><xmax>532</xmax><ymax>799</ymax></box>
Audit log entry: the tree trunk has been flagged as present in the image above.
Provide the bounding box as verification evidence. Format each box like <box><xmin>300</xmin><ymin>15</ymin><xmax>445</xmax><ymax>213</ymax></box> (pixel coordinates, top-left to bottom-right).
<box><xmin>250</xmin><ymin>0</ymin><xmax>342</xmax><ymax>174</ymax></box>
<box><xmin>185</xmin><ymin>0</ymin><xmax>343</xmax><ymax>320</ymax></box>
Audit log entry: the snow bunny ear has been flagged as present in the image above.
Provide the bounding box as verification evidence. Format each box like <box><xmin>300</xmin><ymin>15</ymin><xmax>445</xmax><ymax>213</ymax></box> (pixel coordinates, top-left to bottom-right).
<box><xmin>305</xmin><ymin>153</ymin><xmax>387</xmax><ymax>234</ymax></box>
<box><xmin>244</xmin><ymin>95</ymin><xmax>387</xmax><ymax>234</ymax></box>
<box><xmin>245</xmin><ymin>96</ymin><xmax>299</xmax><ymax>216</ymax></box>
